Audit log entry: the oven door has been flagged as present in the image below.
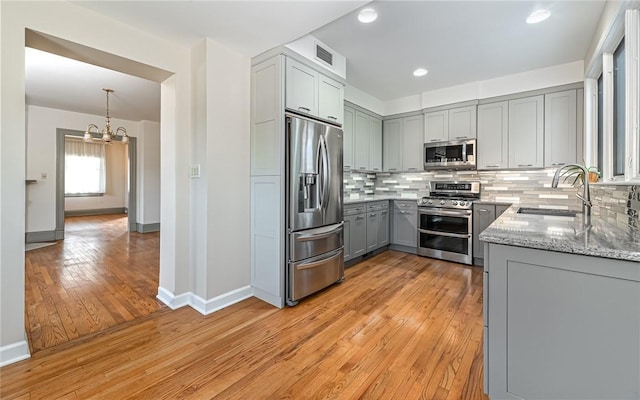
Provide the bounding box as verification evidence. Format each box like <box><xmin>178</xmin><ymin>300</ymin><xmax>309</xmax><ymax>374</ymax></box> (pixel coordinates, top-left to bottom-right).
<box><xmin>418</xmin><ymin>208</ymin><xmax>473</xmax><ymax>264</ymax></box>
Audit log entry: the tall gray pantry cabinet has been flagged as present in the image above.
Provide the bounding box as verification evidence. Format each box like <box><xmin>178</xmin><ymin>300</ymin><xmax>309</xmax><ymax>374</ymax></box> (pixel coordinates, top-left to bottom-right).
<box><xmin>250</xmin><ymin>48</ymin><xmax>345</xmax><ymax>308</ymax></box>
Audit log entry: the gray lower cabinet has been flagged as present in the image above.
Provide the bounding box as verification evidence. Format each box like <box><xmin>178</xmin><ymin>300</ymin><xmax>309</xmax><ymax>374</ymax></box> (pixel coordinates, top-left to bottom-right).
<box><xmin>391</xmin><ymin>200</ymin><xmax>417</xmax><ymax>249</ymax></box>
<box><xmin>344</xmin><ymin>201</ymin><xmax>390</xmax><ymax>262</ymax></box>
<box><xmin>485</xmin><ymin>243</ymin><xmax>640</xmax><ymax>399</ymax></box>
<box><xmin>473</xmin><ymin>203</ymin><xmax>510</xmax><ymax>265</ymax></box>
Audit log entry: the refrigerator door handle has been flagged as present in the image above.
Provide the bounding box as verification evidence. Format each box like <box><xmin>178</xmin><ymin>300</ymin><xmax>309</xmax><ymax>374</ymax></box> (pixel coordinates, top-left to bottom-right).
<box><xmin>320</xmin><ymin>135</ymin><xmax>330</xmax><ymax>211</ymax></box>
<box><xmin>295</xmin><ymin>222</ymin><xmax>344</xmax><ymax>241</ymax></box>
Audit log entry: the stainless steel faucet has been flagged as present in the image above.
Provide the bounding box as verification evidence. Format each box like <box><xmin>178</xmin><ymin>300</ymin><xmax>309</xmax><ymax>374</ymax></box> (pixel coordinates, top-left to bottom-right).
<box><xmin>551</xmin><ymin>164</ymin><xmax>591</xmax><ymax>224</ymax></box>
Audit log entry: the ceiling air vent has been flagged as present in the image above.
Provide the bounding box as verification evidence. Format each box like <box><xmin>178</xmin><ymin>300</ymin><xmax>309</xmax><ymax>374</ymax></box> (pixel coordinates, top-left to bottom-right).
<box><xmin>315</xmin><ymin>44</ymin><xmax>333</xmax><ymax>67</ymax></box>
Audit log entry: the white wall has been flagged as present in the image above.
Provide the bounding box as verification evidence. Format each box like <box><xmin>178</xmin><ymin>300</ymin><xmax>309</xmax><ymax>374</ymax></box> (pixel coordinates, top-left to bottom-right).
<box><xmin>384</xmin><ymin>60</ymin><xmax>585</xmax><ymax>115</ymax></box>
<box><xmin>1</xmin><ymin>1</ymin><xmax>193</xmax><ymax>365</ymax></box>
<box><xmin>64</xmin><ymin>140</ymin><xmax>128</xmax><ymax>212</ymax></box>
<box><xmin>204</xmin><ymin>38</ymin><xmax>251</xmax><ymax>300</ymax></box>
<box><xmin>344</xmin><ymin>84</ymin><xmax>385</xmax><ymax>116</ymax></box>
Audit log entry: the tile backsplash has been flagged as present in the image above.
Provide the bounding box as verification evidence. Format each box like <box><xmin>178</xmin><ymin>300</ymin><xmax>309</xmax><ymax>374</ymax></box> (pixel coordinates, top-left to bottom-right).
<box><xmin>343</xmin><ymin>169</ymin><xmax>640</xmax><ymax>230</ymax></box>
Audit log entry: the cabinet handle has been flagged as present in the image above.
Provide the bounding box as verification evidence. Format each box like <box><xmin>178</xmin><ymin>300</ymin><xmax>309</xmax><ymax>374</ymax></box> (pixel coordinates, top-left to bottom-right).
<box><xmin>344</xmin><ymin>165</ymin><xmax>352</xmax><ymax>168</ymax></box>
<box><xmin>327</xmin><ymin>115</ymin><xmax>337</xmax><ymax>120</ymax></box>
<box><xmin>408</xmin><ymin>168</ymin><xmax>417</xmax><ymax>171</ymax></box>
<box><xmin>455</xmin><ymin>136</ymin><xmax>467</xmax><ymax>139</ymax></box>
<box><xmin>298</xmin><ymin>107</ymin><xmax>311</xmax><ymax>112</ymax></box>
<box><xmin>551</xmin><ymin>163</ymin><xmax>565</xmax><ymax>166</ymax></box>
<box><xmin>430</xmin><ymin>139</ymin><xmax>441</xmax><ymax>142</ymax></box>
<box><xmin>381</xmin><ymin>211</ymin><xmax>388</xmax><ymax>215</ymax></box>
<box><xmin>370</xmin><ymin>213</ymin><xmax>376</xmax><ymax>217</ymax></box>
<box><xmin>373</xmin><ymin>168</ymin><xmax>379</xmax><ymax>171</ymax></box>
<box><xmin>360</xmin><ymin>167</ymin><xmax>366</xmax><ymax>169</ymax></box>
<box><xmin>518</xmin><ymin>164</ymin><xmax>533</xmax><ymax>167</ymax></box>
<box><xmin>485</xmin><ymin>164</ymin><xmax>500</xmax><ymax>168</ymax></box>
<box><xmin>478</xmin><ymin>209</ymin><xmax>490</xmax><ymax>213</ymax></box>
<box><xmin>356</xmin><ymin>216</ymin><xmax>364</xmax><ymax>221</ymax></box>
<box><xmin>388</xmin><ymin>168</ymin><xmax>397</xmax><ymax>171</ymax></box>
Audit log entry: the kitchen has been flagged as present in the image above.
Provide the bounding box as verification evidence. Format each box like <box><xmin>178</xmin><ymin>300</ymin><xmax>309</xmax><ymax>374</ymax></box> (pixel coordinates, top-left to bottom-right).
<box><xmin>250</xmin><ymin>1</ymin><xmax>639</xmax><ymax>399</ymax></box>
<box><xmin>1</xmin><ymin>1</ymin><xmax>639</xmax><ymax>399</ymax></box>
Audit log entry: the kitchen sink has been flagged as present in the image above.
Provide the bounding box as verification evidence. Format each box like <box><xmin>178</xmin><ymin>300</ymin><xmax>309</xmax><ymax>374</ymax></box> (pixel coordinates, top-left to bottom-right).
<box><xmin>517</xmin><ymin>207</ymin><xmax>578</xmax><ymax>217</ymax></box>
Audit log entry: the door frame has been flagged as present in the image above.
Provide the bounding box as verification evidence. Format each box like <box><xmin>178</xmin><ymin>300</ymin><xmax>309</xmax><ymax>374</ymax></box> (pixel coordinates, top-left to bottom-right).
<box><xmin>56</xmin><ymin>128</ymin><xmax>137</xmax><ymax>237</ymax></box>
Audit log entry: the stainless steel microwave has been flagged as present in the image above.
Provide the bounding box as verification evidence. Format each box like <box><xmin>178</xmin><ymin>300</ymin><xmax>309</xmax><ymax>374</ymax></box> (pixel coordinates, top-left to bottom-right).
<box><xmin>424</xmin><ymin>139</ymin><xmax>476</xmax><ymax>170</ymax></box>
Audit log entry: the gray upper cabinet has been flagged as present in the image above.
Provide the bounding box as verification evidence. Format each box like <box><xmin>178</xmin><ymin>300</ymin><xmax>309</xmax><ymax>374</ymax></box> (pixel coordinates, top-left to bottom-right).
<box><xmin>343</xmin><ymin>106</ymin><xmax>355</xmax><ymax>170</ymax></box>
<box><xmin>424</xmin><ymin>110</ymin><xmax>448</xmax><ymax>143</ymax></box>
<box><xmin>477</xmin><ymin>101</ymin><xmax>509</xmax><ymax>170</ymax></box>
<box><xmin>544</xmin><ymin>89</ymin><xmax>577</xmax><ymax>167</ymax></box>
<box><xmin>369</xmin><ymin>116</ymin><xmax>383</xmax><ymax>172</ymax></box>
<box><xmin>318</xmin><ymin>74</ymin><xmax>344</xmax><ymax>124</ymax></box>
<box><xmin>402</xmin><ymin>115</ymin><xmax>424</xmax><ymax>171</ymax></box>
<box><xmin>285</xmin><ymin>58</ymin><xmax>318</xmax><ymax>116</ymax></box>
<box><xmin>382</xmin><ymin>118</ymin><xmax>402</xmax><ymax>172</ymax></box>
<box><xmin>354</xmin><ymin>111</ymin><xmax>370</xmax><ymax>171</ymax></box>
<box><xmin>449</xmin><ymin>105</ymin><xmax>477</xmax><ymax>139</ymax></box>
<box><xmin>285</xmin><ymin>57</ymin><xmax>344</xmax><ymax>125</ymax></box>
<box><xmin>508</xmin><ymin>95</ymin><xmax>544</xmax><ymax>169</ymax></box>
<box><xmin>383</xmin><ymin>115</ymin><xmax>423</xmax><ymax>172</ymax></box>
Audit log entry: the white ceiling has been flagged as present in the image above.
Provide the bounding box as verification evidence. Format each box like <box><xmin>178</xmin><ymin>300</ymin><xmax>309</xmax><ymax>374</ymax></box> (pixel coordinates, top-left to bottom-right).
<box><xmin>25</xmin><ymin>1</ymin><xmax>606</xmax><ymax>122</ymax></box>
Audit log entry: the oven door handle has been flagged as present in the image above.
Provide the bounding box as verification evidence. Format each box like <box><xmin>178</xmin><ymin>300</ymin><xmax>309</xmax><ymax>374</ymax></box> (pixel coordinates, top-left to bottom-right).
<box><xmin>419</xmin><ymin>209</ymin><xmax>472</xmax><ymax>218</ymax></box>
<box><xmin>419</xmin><ymin>229</ymin><xmax>471</xmax><ymax>239</ymax></box>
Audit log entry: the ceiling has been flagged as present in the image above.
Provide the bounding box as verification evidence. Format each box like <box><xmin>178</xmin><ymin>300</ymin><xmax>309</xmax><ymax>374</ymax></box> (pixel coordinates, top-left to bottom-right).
<box><xmin>25</xmin><ymin>1</ymin><xmax>606</xmax><ymax>122</ymax></box>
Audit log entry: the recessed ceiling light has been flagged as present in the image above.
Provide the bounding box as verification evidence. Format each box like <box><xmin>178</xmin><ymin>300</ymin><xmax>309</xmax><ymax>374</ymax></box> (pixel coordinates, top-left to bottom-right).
<box><xmin>358</xmin><ymin>8</ymin><xmax>378</xmax><ymax>24</ymax></box>
<box><xmin>526</xmin><ymin>9</ymin><xmax>551</xmax><ymax>24</ymax></box>
<box><xmin>413</xmin><ymin>68</ymin><xmax>428</xmax><ymax>77</ymax></box>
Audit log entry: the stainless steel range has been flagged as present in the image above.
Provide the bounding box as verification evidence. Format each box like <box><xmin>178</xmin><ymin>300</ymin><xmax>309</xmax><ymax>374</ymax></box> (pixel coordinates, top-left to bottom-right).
<box><xmin>417</xmin><ymin>181</ymin><xmax>480</xmax><ymax>265</ymax></box>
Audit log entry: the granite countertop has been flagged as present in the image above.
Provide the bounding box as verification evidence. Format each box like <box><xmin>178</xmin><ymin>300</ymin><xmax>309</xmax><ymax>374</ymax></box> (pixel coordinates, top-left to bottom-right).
<box><xmin>480</xmin><ymin>206</ymin><xmax>640</xmax><ymax>262</ymax></box>
<box><xmin>344</xmin><ymin>195</ymin><xmax>419</xmax><ymax>205</ymax></box>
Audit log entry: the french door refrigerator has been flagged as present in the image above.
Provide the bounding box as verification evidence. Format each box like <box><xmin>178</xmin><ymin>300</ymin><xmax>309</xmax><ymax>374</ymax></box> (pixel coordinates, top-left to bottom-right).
<box><xmin>285</xmin><ymin>113</ymin><xmax>344</xmax><ymax>306</ymax></box>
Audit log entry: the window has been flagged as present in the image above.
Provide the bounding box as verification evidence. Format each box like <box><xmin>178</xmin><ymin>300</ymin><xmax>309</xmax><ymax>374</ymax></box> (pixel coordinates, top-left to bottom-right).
<box><xmin>597</xmin><ymin>73</ymin><xmax>604</xmax><ymax>174</ymax></box>
<box><xmin>613</xmin><ymin>38</ymin><xmax>626</xmax><ymax>176</ymax></box>
<box><xmin>65</xmin><ymin>139</ymin><xmax>106</xmax><ymax>196</ymax></box>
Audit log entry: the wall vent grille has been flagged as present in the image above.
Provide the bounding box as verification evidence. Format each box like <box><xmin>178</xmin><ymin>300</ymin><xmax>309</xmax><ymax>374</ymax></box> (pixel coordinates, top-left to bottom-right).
<box><xmin>315</xmin><ymin>44</ymin><xmax>333</xmax><ymax>66</ymax></box>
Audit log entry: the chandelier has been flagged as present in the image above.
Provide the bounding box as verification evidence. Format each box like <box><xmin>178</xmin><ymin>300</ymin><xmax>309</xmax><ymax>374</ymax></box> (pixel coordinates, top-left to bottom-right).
<box><xmin>84</xmin><ymin>88</ymin><xmax>129</xmax><ymax>144</ymax></box>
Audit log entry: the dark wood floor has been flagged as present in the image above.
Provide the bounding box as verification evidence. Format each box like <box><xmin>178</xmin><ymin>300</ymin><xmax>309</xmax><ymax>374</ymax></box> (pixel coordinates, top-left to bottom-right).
<box><xmin>4</xmin><ymin>250</ymin><xmax>487</xmax><ymax>400</ymax></box>
<box><xmin>24</xmin><ymin>214</ymin><xmax>165</xmax><ymax>352</ymax></box>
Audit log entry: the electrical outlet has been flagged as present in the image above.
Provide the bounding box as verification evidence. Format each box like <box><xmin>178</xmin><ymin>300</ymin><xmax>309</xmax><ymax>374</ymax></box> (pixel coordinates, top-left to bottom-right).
<box><xmin>40</xmin><ymin>172</ymin><xmax>47</xmax><ymax>180</ymax></box>
<box><xmin>190</xmin><ymin>165</ymin><xmax>200</xmax><ymax>179</ymax></box>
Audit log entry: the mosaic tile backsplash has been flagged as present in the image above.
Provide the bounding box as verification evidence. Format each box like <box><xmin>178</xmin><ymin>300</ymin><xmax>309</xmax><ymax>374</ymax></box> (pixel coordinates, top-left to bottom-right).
<box><xmin>344</xmin><ymin>169</ymin><xmax>640</xmax><ymax>229</ymax></box>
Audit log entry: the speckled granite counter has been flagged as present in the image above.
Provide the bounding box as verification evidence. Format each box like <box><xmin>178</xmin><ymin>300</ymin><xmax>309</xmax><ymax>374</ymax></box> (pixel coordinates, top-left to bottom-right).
<box><xmin>479</xmin><ymin>206</ymin><xmax>640</xmax><ymax>262</ymax></box>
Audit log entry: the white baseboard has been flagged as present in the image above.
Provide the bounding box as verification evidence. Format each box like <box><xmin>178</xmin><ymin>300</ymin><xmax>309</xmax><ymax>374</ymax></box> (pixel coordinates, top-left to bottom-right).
<box><xmin>252</xmin><ymin>287</ymin><xmax>285</xmax><ymax>309</ymax></box>
<box><xmin>157</xmin><ymin>286</ymin><xmax>253</xmax><ymax>315</ymax></box>
<box><xmin>156</xmin><ymin>286</ymin><xmax>191</xmax><ymax>310</ymax></box>
<box><xmin>0</xmin><ymin>340</ymin><xmax>30</xmax><ymax>367</ymax></box>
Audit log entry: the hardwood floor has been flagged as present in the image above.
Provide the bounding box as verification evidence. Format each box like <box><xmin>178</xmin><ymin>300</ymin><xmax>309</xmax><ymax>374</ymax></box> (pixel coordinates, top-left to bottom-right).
<box><xmin>4</xmin><ymin>250</ymin><xmax>487</xmax><ymax>400</ymax></box>
<box><xmin>24</xmin><ymin>214</ymin><xmax>166</xmax><ymax>352</ymax></box>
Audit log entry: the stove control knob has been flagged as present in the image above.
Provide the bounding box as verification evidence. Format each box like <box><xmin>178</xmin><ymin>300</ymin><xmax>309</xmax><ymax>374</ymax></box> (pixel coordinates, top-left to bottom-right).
<box><xmin>428</xmin><ymin>200</ymin><xmax>433</xmax><ymax>205</ymax></box>
<box><xmin>459</xmin><ymin>201</ymin><xmax>466</xmax><ymax>206</ymax></box>
<box><xmin>452</xmin><ymin>201</ymin><xmax>459</xmax><ymax>206</ymax></box>
<box><xmin>440</xmin><ymin>200</ymin><xmax>446</xmax><ymax>205</ymax></box>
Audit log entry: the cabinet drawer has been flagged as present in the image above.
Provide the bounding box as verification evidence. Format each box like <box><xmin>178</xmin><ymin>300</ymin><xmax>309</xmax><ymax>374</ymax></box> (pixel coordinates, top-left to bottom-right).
<box><xmin>367</xmin><ymin>201</ymin><xmax>388</xmax><ymax>211</ymax></box>
<box><xmin>344</xmin><ymin>205</ymin><xmax>366</xmax><ymax>216</ymax></box>
<box><xmin>393</xmin><ymin>200</ymin><xmax>417</xmax><ymax>211</ymax></box>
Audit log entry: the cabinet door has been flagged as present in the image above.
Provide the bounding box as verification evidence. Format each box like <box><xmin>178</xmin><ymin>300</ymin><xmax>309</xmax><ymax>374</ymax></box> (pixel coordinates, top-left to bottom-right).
<box><xmin>383</xmin><ymin>119</ymin><xmax>402</xmax><ymax>172</ymax></box>
<box><xmin>392</xmin><ymin>209</ymin><xmax>417</xmax><ymax>247</ymax></box>
<box><xmin>544</xmin><ymin>90</ymin><xmax>577</xmax><ymax>167</ymax></box>
<box><xmin>366</xmin><ymin>211</ymin><xmax>379</xmax><ymax>252</ymax></box>
<box><xmin>343</xmin><ymin>106</ymin><xmax>355</xmax><ymax>170</ymax></box>
<box><xmin>449</xmin><ymin>105</ymin><xmax>477</xmax><ymax>140</ymax></box>
<box><xmin>424</xmin><ymin>110</ymin><xmax>448</xmax><ymax>143</ymax></box>
<box><xmin>318</xmin><ymin>74</ymin><xmax>344</xmax><ymax>124</ymax></box>
<box><xmin>285</xmin><ymin>59</ymin><xmax>318</xmax><ymax>116</ymax></box>
<box><xmin>343</xmin><ymin>216</ymin><xmax>352</xmax><ymax>261</ymax></box>
<box><xmin>351</xmin><ymin>213</ymin><xmax>366</xmax><ymax>258</ymax></box>
<box><xmin>473</xmin><ymin>204</ymin><xmax>496</xmax><ymax>260</ymax></box>
<box><xmin>402</xmin><ymin>115</ymin><xmax>424</xmax><ymax>172</ymax></box>
<box><xmin>354</xmin><ymin>111</ymin><xmax>370</xmax><ymax>171</ymax></box>
<box><xmin>509</xmin><ymin>95</ymin><xmax>544</xmax><ymax>168</ymax></box>
<box><xmin>378</xmin><ymin>208</ymin><xmax>390</xmax><ymax>247</ymax></box>
<box><xmin>369</xmin><ymin>117</ymin><xmax>383</xmax><ymax>172</ymax></box>
<box><xmin>478</xmin><ymin>102</ymin><xmax>509</xmax><ymax>170</ymax></box>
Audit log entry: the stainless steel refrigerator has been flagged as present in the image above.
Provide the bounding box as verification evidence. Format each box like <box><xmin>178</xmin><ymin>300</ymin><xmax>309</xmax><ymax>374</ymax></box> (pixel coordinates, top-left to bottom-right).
<box><xmin>285</xmin><ymin>113</ymin><xmax>344</xmax><ymax>306</ymax></box>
